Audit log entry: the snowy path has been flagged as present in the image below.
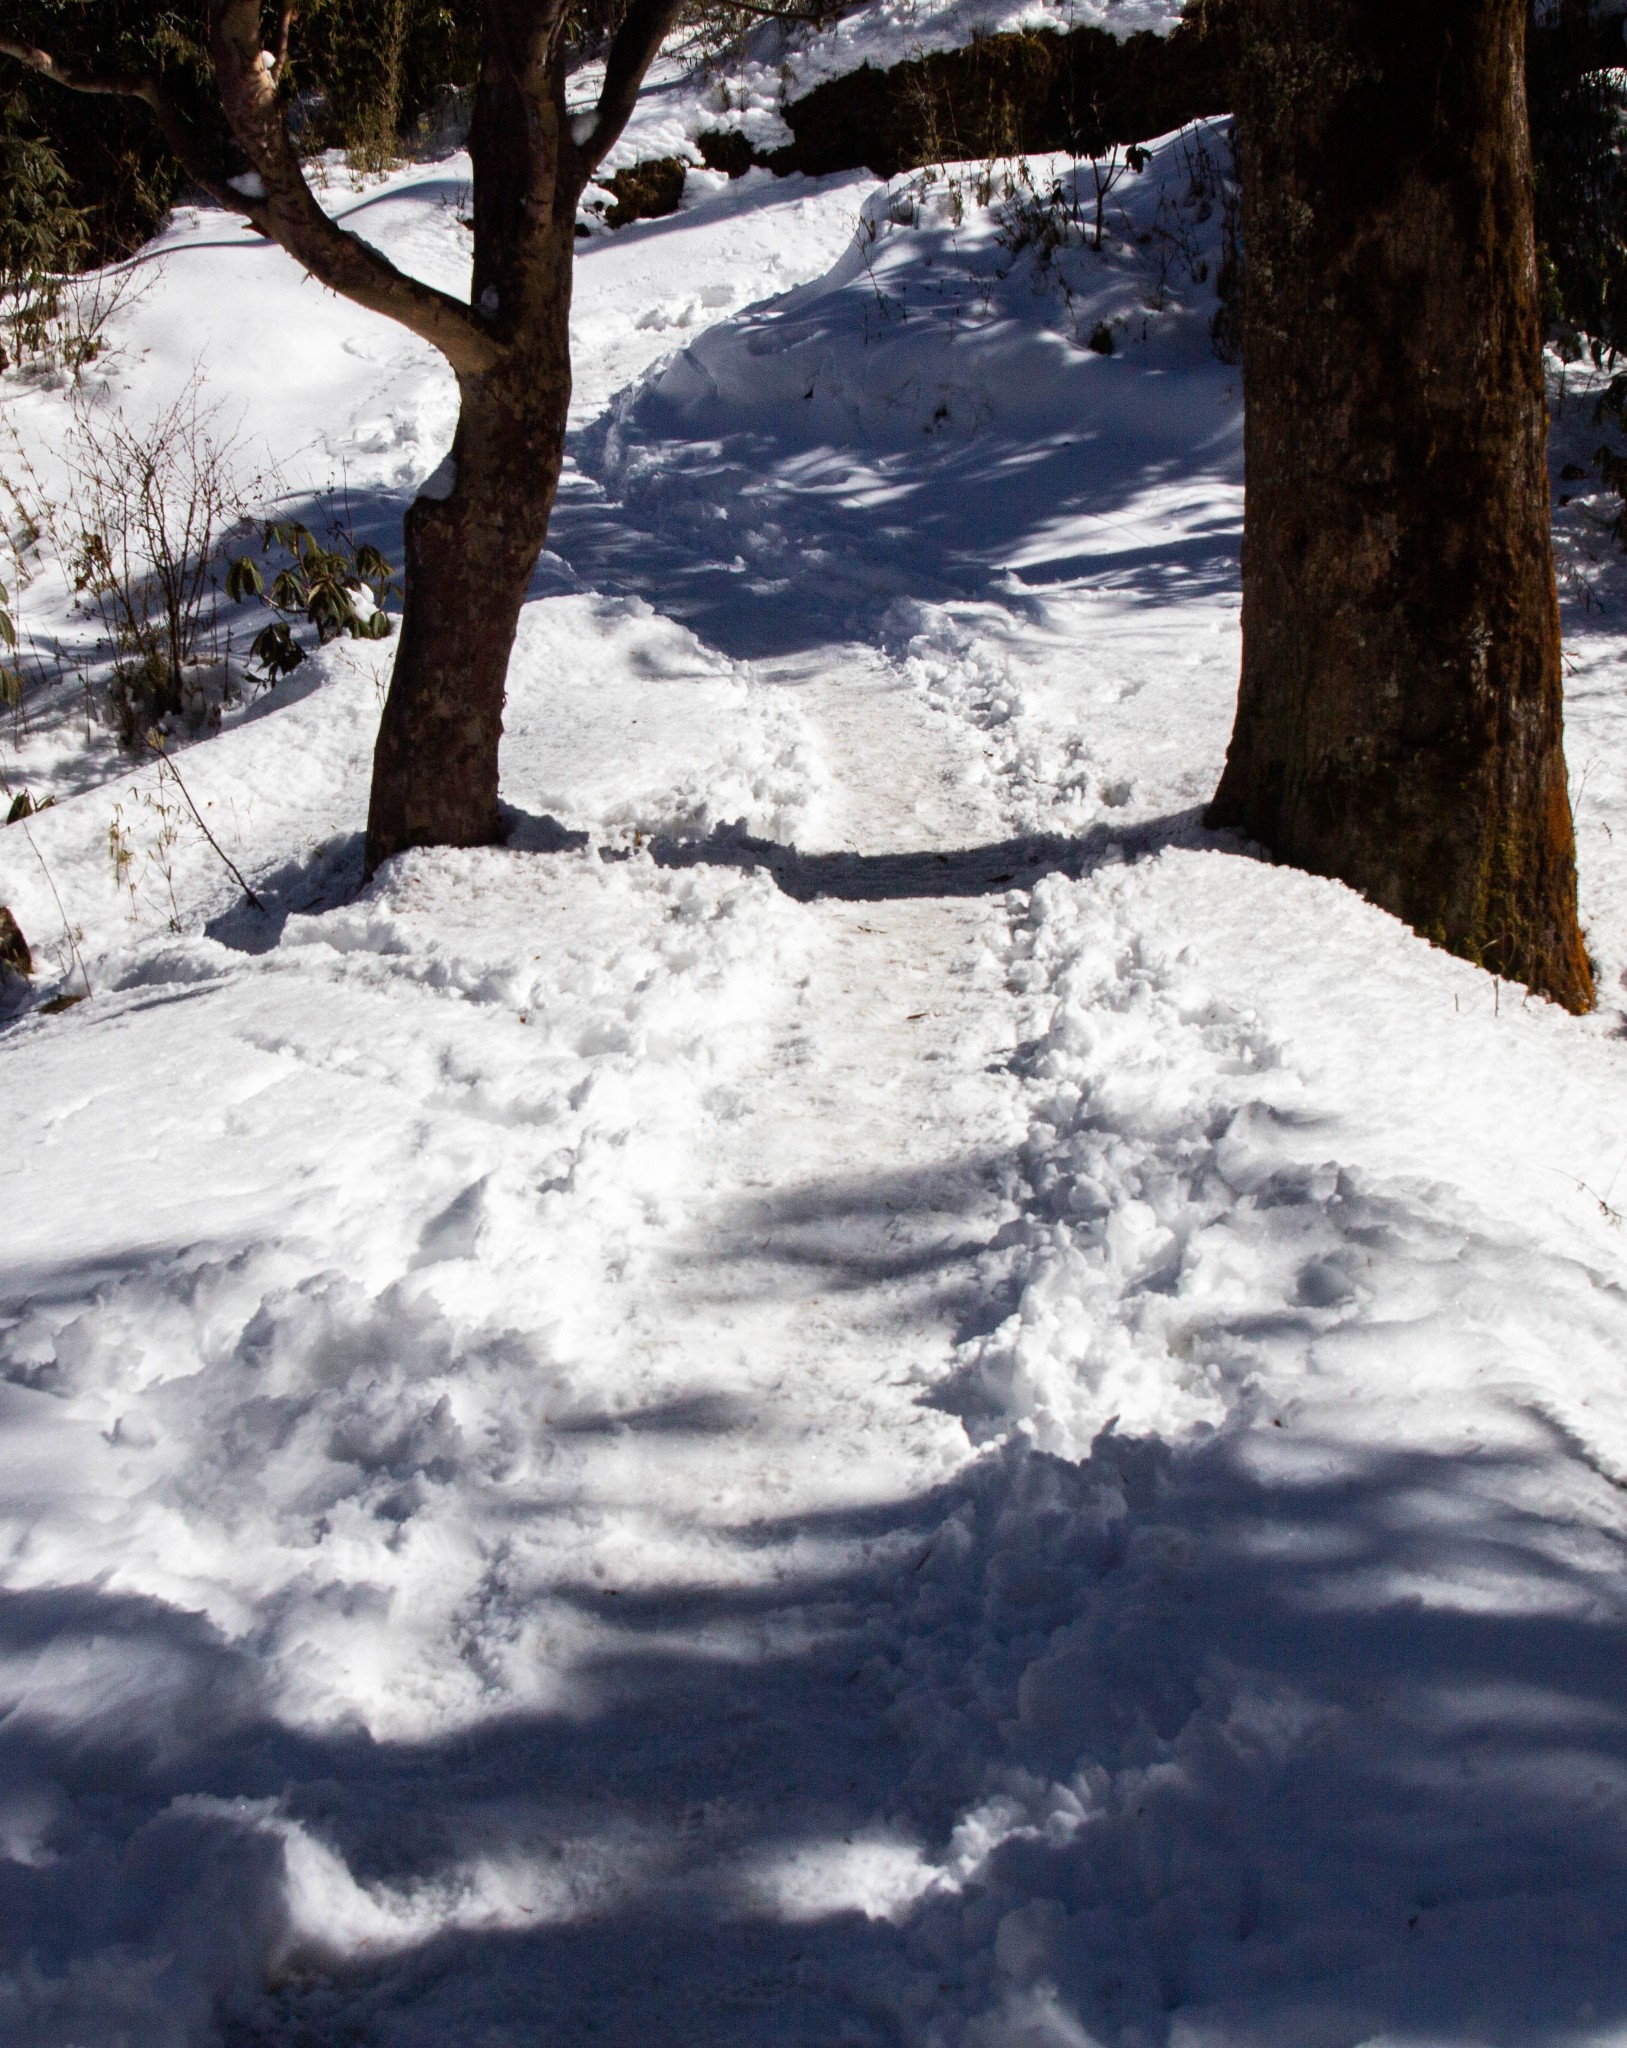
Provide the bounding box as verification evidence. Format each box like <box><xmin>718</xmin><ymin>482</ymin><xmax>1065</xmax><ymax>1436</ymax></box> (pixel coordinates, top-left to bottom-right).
<box><xmin>4</xmin><ymin>119</ymin><xmax>1627</xmax><ymax>2048</ymax></box>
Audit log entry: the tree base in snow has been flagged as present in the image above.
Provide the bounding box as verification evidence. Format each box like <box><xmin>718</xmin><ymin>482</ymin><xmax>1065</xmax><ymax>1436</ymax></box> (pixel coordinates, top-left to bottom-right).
<box><xmin>1214</xmin><ymin>0</ymin><xmax>1594</xmax><ymax>1014</ymax></box>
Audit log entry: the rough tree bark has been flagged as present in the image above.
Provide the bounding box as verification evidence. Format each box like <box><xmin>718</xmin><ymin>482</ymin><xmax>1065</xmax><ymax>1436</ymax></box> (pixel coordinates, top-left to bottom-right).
<box><xmin>1</xmin><ymin>0</ymin><xmax>683</xmax><ymax>875</ymax></box>
<box><xmin>1209</xmin><ymin>0</ymin><xmax>1593</xmax><ymax>1011</ymax></box>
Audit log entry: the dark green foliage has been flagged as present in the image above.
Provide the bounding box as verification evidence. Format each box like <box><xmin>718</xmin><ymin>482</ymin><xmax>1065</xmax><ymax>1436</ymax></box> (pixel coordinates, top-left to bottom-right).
<box><xmin>288</xmin><ymin>1</ymin><xmax>481</xmax><ymax>164</ymax></box>
<box><xmin>229</xmin><ymin>521</ymin><xmax>397</xmax><ymax>684</ymax></box>
<box><xmin>0</xmin><ymin>5</ymin><xmax>486</xmax><ymax>250</ymax></box>
<box><xmin>0</xmin><ymin>87</ymin><xmax>89</xmax><ymax>363</ymax></box>
<box><xmin>0</xmin><ymin>0</ymin><xmax>1240</xmax><ymax>268</ymax></box>
<box><xmin>764</xmin><ymin>6</ymin><xmax>1237</xmax><ymax>179</ymax></box>
<box><xmin>603</xmin><ymin>156</ymin><xmax>688</xmax><ymax>226</ymax></box>
<box><xmin>0</xmin><ymin>8</ymin><xmax>214</xmax><ymax>264</ymax></box>
<box><xmin>34</xmin><ymin>93</ymin><xmax>178</xmax><ymax>269</ymax></box>
<box><xmin>696</xmin><ymin>128</ymin><xmax>755</xmax><ymax>177</ymax></box>
<box><xmin>1528</xmin><ymin>0</ymin><xmax>1627</xmax><ymax>361</ymax></box>
<box><xmin>568</xmin><ymin>0</ymin><xmax>632</xmax><ymax>59</ymax></box>
<box><xmin>1527</xmin><ymin>4</ymin><xmax>1627</xmax><ymax>553</ymax></box>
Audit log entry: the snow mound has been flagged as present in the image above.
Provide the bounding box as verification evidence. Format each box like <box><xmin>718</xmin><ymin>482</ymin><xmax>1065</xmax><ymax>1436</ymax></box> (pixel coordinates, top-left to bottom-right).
<box><xmin>599</xmin><ymin>130</ymin><xmax>1233</xmax><ymax>453</ymax></box>
<box><xmin>505</xmin><ymin>593</ymin><xmax>823</xmax><ymax>844</ymax></box>
<box><xmin>568</xmin><ymin>128</ymin><xmax>1240</xmax><ymax>660</ymax></box>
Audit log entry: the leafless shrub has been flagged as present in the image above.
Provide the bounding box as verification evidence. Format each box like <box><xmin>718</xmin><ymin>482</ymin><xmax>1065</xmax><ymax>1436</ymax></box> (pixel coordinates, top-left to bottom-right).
<box><xmin>59</xmin><ymin>377</ymin><xmax>262</xmax><ymax>744</ymax></box>
<box><xmin>4</xmin><ymin>262</ymin><xmax>148</xmax><ymax>386</ymax></box>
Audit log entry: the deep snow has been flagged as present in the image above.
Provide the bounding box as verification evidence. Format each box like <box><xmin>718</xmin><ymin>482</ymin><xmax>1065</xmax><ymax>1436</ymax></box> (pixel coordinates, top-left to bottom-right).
<box><xmin>0</xmin><ymin>92</ymin><xmax>1626</xmax><ymax>2048</ymax></box>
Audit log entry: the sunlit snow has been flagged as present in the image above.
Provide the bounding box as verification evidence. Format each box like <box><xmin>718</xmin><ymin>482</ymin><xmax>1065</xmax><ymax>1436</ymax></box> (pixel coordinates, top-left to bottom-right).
<box><xmin>0</xmin><ymin>89</ymin><xmax>1625</xmax><ymax>2048</ymax></box>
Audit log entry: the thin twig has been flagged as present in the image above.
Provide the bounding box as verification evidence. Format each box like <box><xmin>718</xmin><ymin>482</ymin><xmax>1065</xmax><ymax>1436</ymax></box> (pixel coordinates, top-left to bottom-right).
<box><xmin>20</xmin><ymin>820</ymin><xmax>90</xmax><ymax>996</ymax></box>
<box><xmin>145</xmin><ymin>734</ymin><xmax>263</xmax><ymax>911</ymax></box>
<box><xmin>1541</xmin><ymin>1164</ymin><xmax>1624</xmax><ymax>1227</ymax></box>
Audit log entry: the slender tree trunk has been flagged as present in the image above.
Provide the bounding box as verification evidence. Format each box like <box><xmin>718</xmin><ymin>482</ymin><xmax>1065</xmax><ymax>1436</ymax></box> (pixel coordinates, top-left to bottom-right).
<box><xmin>363</xmin><ymin>347</ymin><xmax>568</xmax><ymax>871</ymax></box>
<box><xmin>1209</xmin><ymin>0</ymin><xmax>1593</xmax><ymax>1011</ymax></box>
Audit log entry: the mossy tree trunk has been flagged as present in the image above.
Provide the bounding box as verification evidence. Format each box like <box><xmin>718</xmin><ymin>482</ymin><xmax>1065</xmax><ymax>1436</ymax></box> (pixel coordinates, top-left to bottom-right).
<box><xmin>1209</xmin><ymin>0</ymin><xmax>1593</xmax><ymax>1011</ymax></box>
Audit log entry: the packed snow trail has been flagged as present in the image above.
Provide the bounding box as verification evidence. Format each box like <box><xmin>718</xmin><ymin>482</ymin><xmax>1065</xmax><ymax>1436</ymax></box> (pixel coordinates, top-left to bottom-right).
<box><xmin>3</xmin><ymin>117</ymin><xmax>1627</xmax><ymax>2048</ymax></box>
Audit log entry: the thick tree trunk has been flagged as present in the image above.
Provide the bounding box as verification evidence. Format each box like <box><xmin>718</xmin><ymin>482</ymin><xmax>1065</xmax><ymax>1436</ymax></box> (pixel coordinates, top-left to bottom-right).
<box><xmin>363</xmin><ymin>276</ymin><xmax>572</xmax><ymax>876</ymax></box>
<box><xmin>1209</xmin><ymin>0</ymin><xmax>1593</xmax><ymax>1011</ymax></box>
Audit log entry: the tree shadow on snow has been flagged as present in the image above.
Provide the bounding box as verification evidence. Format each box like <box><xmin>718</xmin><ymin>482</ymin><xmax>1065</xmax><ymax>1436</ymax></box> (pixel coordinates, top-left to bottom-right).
<box><xmin>204</xmin><ymin>830</ymin><xmax>368</xmax><ymax>954</ymax></box>
<box><xmin>643</xmin><ymin>807</ymin><xmax>1203</xmax><ymax>903</ymax></box>
<box><xmin>2</xmin><ymin>1163</ymin><xmax>1627</xmax><ymax>2045</ymax></box>
<box><xmin>202</xmin><ymin>812</ymin><xmax>588</xmax><ymax>956</ymax></box>
<box><xmin>551</xmin><ymin>406</ymin><xmax>1242</xmax><ymax>664</ymax></box>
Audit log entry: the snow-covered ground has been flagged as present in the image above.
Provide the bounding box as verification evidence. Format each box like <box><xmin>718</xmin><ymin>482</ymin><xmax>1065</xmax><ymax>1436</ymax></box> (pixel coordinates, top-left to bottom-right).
<box><xmin>574</xmin><ymin>0</ymin><xmax>1186</xmax><ymax>169</ymax></box>
<box><xmin>2</xmin><ymin>95</ymin><xmax>1627</xmax><ymax>2048</ymax></box>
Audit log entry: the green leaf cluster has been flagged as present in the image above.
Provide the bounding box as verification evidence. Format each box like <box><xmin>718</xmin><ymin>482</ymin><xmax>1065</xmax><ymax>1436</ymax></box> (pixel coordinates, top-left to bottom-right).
<box><xmin>228</xmin><ymin>521</ymin><xmax>398</xmax><ymax>682</ymax></box>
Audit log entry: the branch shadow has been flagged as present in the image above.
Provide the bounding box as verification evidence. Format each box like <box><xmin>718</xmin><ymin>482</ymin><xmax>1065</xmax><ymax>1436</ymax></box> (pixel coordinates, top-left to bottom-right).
<box><xmin>0</xmin><ymin>1146</ymin><xmax>1625</xmax><ymax>2043</ymax></box>
<box><xmin>204</xmin><ymin>829</ymin><xmax>367</xmax><ymax>954</ymax></box>
<box><xmin>553</xmin><ymin>368</ymin><xmax>1242</xmax><ymax>664</ymax></box>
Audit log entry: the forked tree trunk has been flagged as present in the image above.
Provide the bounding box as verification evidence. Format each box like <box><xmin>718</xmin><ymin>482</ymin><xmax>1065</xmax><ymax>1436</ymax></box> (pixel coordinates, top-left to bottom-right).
<box><xmin>1209</xmin><ymin>0</ymin><xmax>1593</xmax><ymax>1011</ymax></box>
<box><xmin>6</xmin><ymin>0</ymin><xmax>686</xmax><ymax>886</ymax></box>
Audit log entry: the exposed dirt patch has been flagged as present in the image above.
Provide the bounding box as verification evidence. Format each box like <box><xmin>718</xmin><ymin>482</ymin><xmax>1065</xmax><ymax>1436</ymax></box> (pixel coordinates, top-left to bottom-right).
<box><xmin>605</xmin><ymin>155</ymin><xmax>689</xmax><ymax>227</ymax></box>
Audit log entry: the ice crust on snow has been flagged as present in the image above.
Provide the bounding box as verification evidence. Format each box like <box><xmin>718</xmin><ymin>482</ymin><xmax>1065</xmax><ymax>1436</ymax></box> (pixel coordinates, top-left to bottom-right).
<box><xmin>1</xmin><ymin>86</ymin><xmax>1627</xmax><ymax>2048</ymax></box>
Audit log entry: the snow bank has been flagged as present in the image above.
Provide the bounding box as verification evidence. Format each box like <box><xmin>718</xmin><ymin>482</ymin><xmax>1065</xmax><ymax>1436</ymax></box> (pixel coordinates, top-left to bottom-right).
<box><xmin>600</xmin><ymin>131</ymin><xmax>1233</xmax><ymax>450</ymax></box>
<box><xmin>574</xmin><ymin>127</ymin><xmax>1242</xmax><ymax>660</ymax></box>
<box><xmin>583</xmin><ymin>0</ymin><xmax>1188</xmax><ymax>168</ymax></box>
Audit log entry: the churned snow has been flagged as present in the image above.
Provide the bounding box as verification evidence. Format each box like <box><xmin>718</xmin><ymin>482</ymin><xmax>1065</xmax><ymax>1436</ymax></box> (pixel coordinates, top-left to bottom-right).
<box><xmin>1</xmin><ymin>98</ymin><xmax>1626</xmax><ymax>2048</ymax></box>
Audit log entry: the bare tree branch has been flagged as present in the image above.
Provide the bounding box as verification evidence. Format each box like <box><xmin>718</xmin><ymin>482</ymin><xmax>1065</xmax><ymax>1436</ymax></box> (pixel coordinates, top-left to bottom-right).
<box><xmin>270</xmin><ymin>4</ymin><xmax>298</xmax><ymax>81</ymax></box>
<box><xmin>207</xmin><ymin>0</ymin><xmax>499</xmax><ymax>374</ymax></box>
<box><xmin>1</xmin><ymin>15</ymin><xmax>500</xmax><ymax>379</ymax></box>
<box><xmin>575</xmin><ymin>0</ymin><xmax>688</xmax><ymax>174</ymax></box>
